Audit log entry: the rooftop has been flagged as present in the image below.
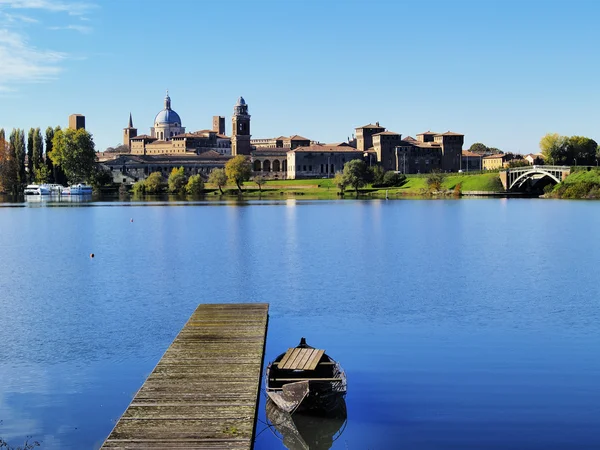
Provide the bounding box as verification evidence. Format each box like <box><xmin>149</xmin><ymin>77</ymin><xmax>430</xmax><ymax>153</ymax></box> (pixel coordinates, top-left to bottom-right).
<box><xmin>356</xmin><ymin>123</ymin><xmax>385</xmax><ymax>130</ymax></box>
<box><xmin>291</xmin><ymin>145</ymin><xmax>364</xmax><ymax>153</ymax></box>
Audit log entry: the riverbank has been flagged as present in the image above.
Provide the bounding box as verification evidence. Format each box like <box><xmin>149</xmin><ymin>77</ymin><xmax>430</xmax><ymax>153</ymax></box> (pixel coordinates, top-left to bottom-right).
<box><xmin>546</xmin><ymin>168</ymin><xmax>600</xmax><ymax>199</ymax></box>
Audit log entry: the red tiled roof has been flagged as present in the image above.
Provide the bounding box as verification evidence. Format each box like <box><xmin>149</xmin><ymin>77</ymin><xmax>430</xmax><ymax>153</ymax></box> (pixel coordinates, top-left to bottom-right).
<box><xmin>291</xmin><ymin>145</ymin><xmax>364</xmax><ymax>153</ymax></box>
<box><xmin>356</xmin><ymin>123</ymin><xmax>385</xmax><ymax>129</ymax></box>
<box><xmin>372</xmin><ymin>131</ymin><xmax>401</xmax><ymax>136</ymax></box>
<box><xmin>435</xmin><ymin>131</ymin><xmax>464</xmax><ymax>136</ymax></box>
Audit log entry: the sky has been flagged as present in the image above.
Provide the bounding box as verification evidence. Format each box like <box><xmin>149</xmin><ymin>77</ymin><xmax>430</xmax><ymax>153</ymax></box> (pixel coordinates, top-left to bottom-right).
<box><xmin>0</xmin><ymin>0</ymin><xmax>598</xmax><ymax>154</ymax></box>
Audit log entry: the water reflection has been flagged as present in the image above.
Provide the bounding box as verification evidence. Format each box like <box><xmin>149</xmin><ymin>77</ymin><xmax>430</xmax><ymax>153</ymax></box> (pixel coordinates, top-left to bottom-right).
<box><xmin>265</xmin><ymin>398</ymin><xmax>347</xmax><ymax>450</ymax></box>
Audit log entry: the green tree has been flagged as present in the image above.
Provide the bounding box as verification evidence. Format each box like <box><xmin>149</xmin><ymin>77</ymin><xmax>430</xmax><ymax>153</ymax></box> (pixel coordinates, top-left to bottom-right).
<box><xmin>32</xmin><ymin>128</ymin><xmax>43</xmax><ymax>177</ymax></box>
<box><xmin>507</xmin><ymin>159</ymin><xmax>529</xmax><ymax>168</ymax></box>
<box><xmin>45</xmin><ymin>127</ymin><xmax>55</xmax><ymax>183</ymax></box>
<box><xmin>186</xmin><ymin>174</ymin><xmax>204</xmax><ymax>195</ymax></box>
<box><xmin>88</xmin><ymin>166</ymin><xmax>113</xmax><ymax>189</ymax></box>
<box><xmin>27</xmin><ymin>128</ymin><xmax>34</xmax><ymax>183</ymax></box>
<box><xmin>333</xmin><ymin>171</ymin><xmax>347</xmax><ymax>194</ymax></box>
<box><xmin>469</xmin><ymin>143</ymin><xmax>489</xmax><ymax>154</ymax></box>
<box><xmin>225</xmin><ymin>155</ymin><xmax>252</xmax><ymax>193</ymax></box>
<box><xmin>342</xmin><ymin>159</ymin><xmax>369</xmax><ymax>196</ymax></box>
<box><xmin>9</xmin><ymin>129</ymin><xmax>26</xmax><ymax>186</ymax></box>
<box><xmin>34</xmin><ymin>166</ymin><xmax>50</xmax><ymax>183</ymax></box>
<box><xmin>144</xmin><ymin>171</ymin><xmax>163</xmax><ymax>193</ymax></box>
<box><xmin>426</xmin><ymin>170</ymin><xmax>446</xmax><ymax>192</ymax></box>
<box><xmin>132</xmin><ymin>179</ymin><xmax>146</xmax><ymax>196</ymax></box>
<box><xmin>49</xmin><ymin>128</ymin><xmax>96</xmax><ymax>183</ymax></box>
<box><xmin>566</xmin><ymin>136</ymin><xmax>597</xmax><ymax>165</ymax></box>
<box><xmin>369</xmin><ymin>165</ymin><xmax>385</xmax><ymax>185</ymax></box>
<box><xmin>539</xmin><ymin>133</ymin><xmax>568</xmax><ymax>165</ymax></box>
<box><xmin>253</xmin><ymin>174</ymin><xmax>267</xmax><ymax>192</ymax></box>
<box><xmin>168</xmin><ymin>166</ymin><xmax>187</xmax><ymax>193</ymax></box>
<box><xmin>208</xmin><ymin>168</ymin><xmax>227</xmax><ymax>194</ymax></box>
<box><xmin>382</xmin><ymin>171</ymin><xmax>406</xmax><ymax>187</ymax></box>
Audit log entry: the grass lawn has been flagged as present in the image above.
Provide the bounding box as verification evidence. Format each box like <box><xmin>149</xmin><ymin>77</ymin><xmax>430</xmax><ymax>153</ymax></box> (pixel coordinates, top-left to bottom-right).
<box><xmin>205</xmin><ymin>172</ymin><xmax>503</xmax><ymax>198</ymax></box>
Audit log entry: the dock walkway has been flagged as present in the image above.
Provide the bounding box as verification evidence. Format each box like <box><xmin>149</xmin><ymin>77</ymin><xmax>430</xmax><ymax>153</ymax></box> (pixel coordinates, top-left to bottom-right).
<box><xmin>102</xmin><ymin>303</ymin><xmax>269</xmax><ymax>449</ymax></box>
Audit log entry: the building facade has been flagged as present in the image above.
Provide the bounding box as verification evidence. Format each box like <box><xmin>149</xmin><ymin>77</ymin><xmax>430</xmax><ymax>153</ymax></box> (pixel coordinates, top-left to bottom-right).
<box><xmin>286</xmin><ymin>144</ymin><xmax>365</xmax><ymax>179</ymax></box>
<box><xmin>461</xmin><ymin>150</ymin><xmax>483</xmax><ymax>171</ymax></box>
<box><xmin>356</xmin><ymin>123</ymin><xmax>385</xmax><ymax>151</ymax></box>
<box><xmin>123</xmin><ymin>113</ymin><xmax>137</xmax><ymax>147</ymax></box>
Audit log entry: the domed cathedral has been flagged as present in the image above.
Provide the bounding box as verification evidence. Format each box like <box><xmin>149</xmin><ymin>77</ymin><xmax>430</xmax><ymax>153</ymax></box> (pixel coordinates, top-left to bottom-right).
<box><xmin>231</xmin><ymin>96</ymin><xmax>252</xmax><ymax>156</ymax></box>
<box><xmin>151</xmin><ymin>91</ymin><xmax>185</xmax><ymax>140</ymax></box>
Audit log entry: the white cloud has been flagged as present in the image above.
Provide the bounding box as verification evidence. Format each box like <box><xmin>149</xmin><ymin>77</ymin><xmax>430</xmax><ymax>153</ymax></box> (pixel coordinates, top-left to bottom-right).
<box><xmin>0</xmin><ymin>0</ymin><xmax>97</xmax><ymax>16</ymax></box>
<box><xmin>0</xmin><ymin>0</ymin><xmax>96</xmax><ymax>92</ymax></box>
<box><xmin>48</xmin><ymin>24</ymin><xmax>91</xmax><ymax>34</ymax></box>
<box><xmin>0</xmin><ymin>29</ymin><xmax>66</xmax><ymax>91</ymax></box>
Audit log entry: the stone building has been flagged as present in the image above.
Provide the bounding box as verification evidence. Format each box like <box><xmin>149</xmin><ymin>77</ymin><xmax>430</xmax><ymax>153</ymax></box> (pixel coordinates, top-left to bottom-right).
<box><xmin>251</xmin><ymin>135</ymin><xmax>311</xmax><ymax>149</ymax></box>
<box><xmin>69</xmin><ymin>114</ymin><xmax>85</xmax><ymax>130</ymax></box>
<box><xmin>101</xmin><ymin>151</ymin><xmax>229</xmax><ymax>185</ymax></box>
<box><xmin>123</xmin><ymin>113</ymin><xmax>137</xmax><ymax>147</ymax></box>
<box><xmin>461</xmin><ymin>150</ymin><xmax>482</xmax><ymax>171</ymax></box>
<box><xmin>286</xmin><ymin>144</ymin><xmax>365</xmax><ymax>179</ymax></box>
<box><xmin>251</xmin><ymin>149</ymin><xmax>289</xmax><ymax>179</ymax></box>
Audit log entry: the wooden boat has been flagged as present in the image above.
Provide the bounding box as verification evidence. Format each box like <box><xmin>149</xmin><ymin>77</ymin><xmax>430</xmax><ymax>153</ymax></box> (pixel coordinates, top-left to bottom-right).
<box><xmin>265</xmin><ymin>338</ymin><xmax>347</xmax><ymax>414</ymax></box>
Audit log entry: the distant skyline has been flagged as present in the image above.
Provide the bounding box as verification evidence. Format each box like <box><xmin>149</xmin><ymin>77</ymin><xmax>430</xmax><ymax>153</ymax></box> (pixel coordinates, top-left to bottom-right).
<box><xmin>0</xmin><ymin>0</ymin><xmax>599</xmax><ymax>154</ymax></box>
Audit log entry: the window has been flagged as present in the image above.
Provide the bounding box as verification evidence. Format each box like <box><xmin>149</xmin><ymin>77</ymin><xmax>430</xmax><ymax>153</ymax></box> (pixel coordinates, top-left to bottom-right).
<box><xmin>303</xmin><ymin>165</ymin><xmax>307</xmax><ymax>171</ymax></box>
<box><xmin>309</xmin><ymin>165</ymin><xmax>312</xmax><ymax>171</ymax></box>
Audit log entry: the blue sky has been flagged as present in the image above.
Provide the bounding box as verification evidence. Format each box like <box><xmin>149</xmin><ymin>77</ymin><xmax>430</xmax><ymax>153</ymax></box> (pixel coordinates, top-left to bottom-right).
<box><xmin>0</xmin><ymin>0</ymin><xmax>598</xmax><ymax>153</ymax></box>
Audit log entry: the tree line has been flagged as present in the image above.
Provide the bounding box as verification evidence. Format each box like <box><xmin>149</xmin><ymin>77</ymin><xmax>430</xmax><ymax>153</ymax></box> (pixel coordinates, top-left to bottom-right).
<box><xmin>539</xmin><ymin>133</ymin><xmax>599</xmax><ymax>166</ymax></box>
<box><xmin>0</xmin><ymin>127</ymin><xmax>99</xmax><ymax>195</ymax></box>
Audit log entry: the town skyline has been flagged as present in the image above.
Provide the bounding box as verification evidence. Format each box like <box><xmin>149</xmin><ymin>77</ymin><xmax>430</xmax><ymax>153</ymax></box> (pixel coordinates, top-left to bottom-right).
<box><xmin>0</xmin><ymin>0</ymin><xmax>599</xmax><ymax>154</ymax></box>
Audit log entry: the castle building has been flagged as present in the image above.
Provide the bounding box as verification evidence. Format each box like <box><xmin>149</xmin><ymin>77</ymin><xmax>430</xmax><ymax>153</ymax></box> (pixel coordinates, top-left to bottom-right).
<box><xmin>231</xmin><ymin>97</ymin><xmax>251</xmax><ymax>156</ymax></box>
<box><xmin>355</xmin><ymin>124</ymin><xmax>464</xmax><ymax>173</ymax></box>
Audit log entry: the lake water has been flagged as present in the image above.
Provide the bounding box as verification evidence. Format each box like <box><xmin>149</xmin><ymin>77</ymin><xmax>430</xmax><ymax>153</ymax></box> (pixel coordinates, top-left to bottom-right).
<box><xmin>0</xmin><ymin>198</ymin><xmax>599</xmax><ymax>449</ymax></box>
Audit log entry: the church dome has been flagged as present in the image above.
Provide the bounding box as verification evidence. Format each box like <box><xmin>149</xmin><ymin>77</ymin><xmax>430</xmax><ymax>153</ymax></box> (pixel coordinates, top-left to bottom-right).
<box><xmin>155</xmin><ymin>91</ymin><xmax>181</xmax><ymax>125</ymax></box>
<box><xmin>155</xmin><ymin>109</ymin><xmax>181</xmax><ymax>125</ymax></box>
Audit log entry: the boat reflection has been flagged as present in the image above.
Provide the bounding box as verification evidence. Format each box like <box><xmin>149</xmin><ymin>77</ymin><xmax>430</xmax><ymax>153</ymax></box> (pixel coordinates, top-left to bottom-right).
<box><xmin>265</xmin><ymin>397</ymin><xmax>347</xmax><ymax>450</ymax></box>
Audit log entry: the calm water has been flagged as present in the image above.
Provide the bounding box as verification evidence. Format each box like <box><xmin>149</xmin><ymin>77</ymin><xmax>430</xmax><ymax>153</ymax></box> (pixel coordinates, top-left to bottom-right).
<box><xmin>0</xmin><ymin>199</ymin><xmax>599</xmax><ymax>449</ymax></box>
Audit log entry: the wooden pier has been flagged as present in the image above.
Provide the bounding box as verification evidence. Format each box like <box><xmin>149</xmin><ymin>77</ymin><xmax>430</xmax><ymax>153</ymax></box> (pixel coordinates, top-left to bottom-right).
<box><xmin>102</xmin><ymin>303</ymin><xmax>269</xmax><ymax>449</ymax></box>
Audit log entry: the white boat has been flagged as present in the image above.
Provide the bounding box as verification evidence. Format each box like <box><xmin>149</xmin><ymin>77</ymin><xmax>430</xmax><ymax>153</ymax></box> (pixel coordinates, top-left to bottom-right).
<box><xmin>48</xmin><ymin>184</ymin><xmax>65</xmax><ymax>194</ymax></box>
<box><xmin>69</xmin><ymin>184</ymin><xmax>93</xmax><ymax>195</ymax></box>
<box><xmin>24</xmin><ymin>184</ymin><xmax>50</xmax><ymax>195</ymax></box>
<box><xmin>61</xmin><ymin>186</ymin><xmax>71</xmax><ymax>195</ymax></box>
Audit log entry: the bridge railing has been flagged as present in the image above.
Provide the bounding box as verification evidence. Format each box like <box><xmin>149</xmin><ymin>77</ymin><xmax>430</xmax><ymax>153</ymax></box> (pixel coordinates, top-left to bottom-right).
<box><xmin>503</xmin><ymin>165</ymin><xmax>570</xmax><ymax>173</ymax></box>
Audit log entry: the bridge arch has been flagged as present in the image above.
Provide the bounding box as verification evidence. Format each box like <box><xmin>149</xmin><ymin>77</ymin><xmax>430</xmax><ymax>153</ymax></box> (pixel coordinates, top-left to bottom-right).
<box><xmin>510</xmin><ymin>169</ymin><xmax>561</xmax><ymax>190</ymax></box>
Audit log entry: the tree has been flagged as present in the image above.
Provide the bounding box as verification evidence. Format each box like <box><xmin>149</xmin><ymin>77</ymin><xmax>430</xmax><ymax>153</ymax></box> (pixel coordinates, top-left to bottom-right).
<box><xmin>9</xmin><ymin>129</ymin><xmax>26</xmax><ymax>186</ymax></box>
<box><xmin>469</xmin><ymin>142</ymin><xmax>489</xmax><ymax>154</ymax></box>
<box><xmin>253</xmin><ymin>174</ymin><xmax>267</xmax><ymax>192</ymax></box>
<box><xmin>540</xmin><ymin>133</ymin><xmax>568</xmax><ymax>165</ymax></box>
<box><xmin>32</xmin><ymin>128</ymin><xmax>43</xmax><ymax>178</ymax></box>
<box><xmin>144</xmin><ymin>172</ymin><xmax>163</xmax><ymax>193</ymax></box>
<box><xmin>382</xmin><ymin>171</ymin><xmax>406</xmax><ymax>187</ymax></box>
<box><xmin>49</xmin><ymin>128</ymin><xmax>96</xmax><ymax>183</ymax></box>
<box><xmin>132</xmin><ymin>179</ymin><xmax>146</xmax><ymax>196</ymax></box>
<box><xmin>104</xmin><ymin>144</ymin><xmax>130</xmax><ymax>153</ymax></box>
<box><xmin>45</xmin><ymin>127</ymin><xmax>55</xmax><ymax>184</ymax></box>
<box><xmin>208</xmin><ymin>168</ymin><xmax>227</xmax><ymax>194</ymax></box>
<box><xmin>168</xmin><ymin>166</ymin><xmax>187</xmax><ymax>193</ymax></box>
<box><xmin>566</xmin><ymin>136</ymin><xmax>597</xmax><ymax>166</ymax></box>
<box><xmin>333</xmin><ymin>171</ymin><xmax>347</xmax><ymax>194</ymax></box>
<box><xmin>186</xmin><ymin>174</ymin><xmax>204</xmax><ymax>195</ymax></box>
<box><xmin>369</xmin><ymin>165</ymin><xmax>385</xmax><ymax>185</ymax></box>
<box><xmin>342</xmin><ymin>159</ymin><xmax>369</xmax><ymax>196</ymax></box>
<box><xmin>426</xmin><ymin>170</ymin><xmax>446</xmax><ymax>192</ymax></box>
<box><xmin>27</xmin><ymin>128</ymin><xmax>34</xmax><ymax>183</ymax></box>
<box><xmin>88</xmin><ymin>165</ymin><xmax>113</xmax><ymax>189</ymax></box>
<box><xmin>0</xmin><ymin>128</ymin><xmax>18</xmax><ymax>195</ymax></box>
<box><xmin>507</xmin><ymin>159</ymin><xmax>529</xmax><ymax>168</ymax></box>
<box><xmin>225</xmin><ymin>155</ymin><xmax>252</xmax><ymax>193</ymax></box>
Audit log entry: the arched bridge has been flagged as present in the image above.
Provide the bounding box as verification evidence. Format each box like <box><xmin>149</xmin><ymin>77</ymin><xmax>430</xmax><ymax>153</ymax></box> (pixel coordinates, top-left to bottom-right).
<box><xmin>500</xmin><ymin>165</ymin><xmax>570</xmax><ymax>191</ymax></box>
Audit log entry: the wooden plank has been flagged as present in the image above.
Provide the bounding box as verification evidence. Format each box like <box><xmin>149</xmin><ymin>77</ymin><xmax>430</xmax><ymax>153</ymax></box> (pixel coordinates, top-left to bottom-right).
<box><xmin>277</xmin><ymin>348</ymin><xmax>297</xmax><ymax>368</ymax></box>
<box><xmin>294</xmin><ymin>348</ymin><xmax>315</xmax><ymax>370</ymax></box>
<box><xmin>304</xmin><ymin>349</ymin><xmax>325</xmax><ymax>371</ymax></box>
<box><xmin>101</xmin><ymin>303</ymin><xmax>269</xmax><ymax>450</ymax></box>
<box><xmin>282</xmin><ymin>348</ymin><xmax>306</xmax><ymax>370</ymax></box>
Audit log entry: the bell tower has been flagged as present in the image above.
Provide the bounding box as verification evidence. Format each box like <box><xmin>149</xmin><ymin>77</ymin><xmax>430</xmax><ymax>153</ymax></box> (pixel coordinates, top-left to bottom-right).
<box><xmin>231</xmin><ymin>96</ymin><xmax>251</xmax><ymax>156</ymax></box>
<box><xmin>123</xmin><ymin>112</ymin><xmax>137</xmax><ymax>148</ymax></box>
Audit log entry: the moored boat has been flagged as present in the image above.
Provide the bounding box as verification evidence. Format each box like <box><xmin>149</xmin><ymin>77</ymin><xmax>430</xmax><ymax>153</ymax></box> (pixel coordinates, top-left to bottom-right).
<box><xmin>24</xmin><ymin>184</ymin><xmax>50</xmax><ymax>195</ymax></box>
<box><xmin>69</xmin><ymin>184</ymin><xmax>93</xmax><ymax>195</ymax></box>
<box><xmin>265</xmin><ymin>338</ymin><xmax>347</xmax><ymax>414</ymax></box>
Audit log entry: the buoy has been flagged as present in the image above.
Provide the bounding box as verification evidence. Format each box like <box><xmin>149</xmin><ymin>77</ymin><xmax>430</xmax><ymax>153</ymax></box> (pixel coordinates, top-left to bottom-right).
<box><xmin>90</xmin><ymin>253</ymin><xmax>95</xmax><ymax>258</ymax></box>
<box><xmin>130</xmin><ymin>218</ymin><xmax>133</xmax><ymax>222</ymax></box>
